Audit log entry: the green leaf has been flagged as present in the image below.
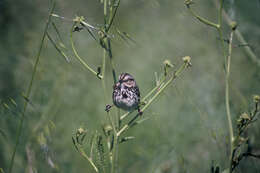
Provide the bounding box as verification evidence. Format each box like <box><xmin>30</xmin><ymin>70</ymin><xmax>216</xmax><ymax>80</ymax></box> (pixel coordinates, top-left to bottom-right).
<box><xmin>72</xmin><ymin>137</ymin><xmax>79</xmax><ymax>151</ymax></box>
<box><xmin>51</xmin><ymin>22</ymin><xmax>64</xmax><ymax>43</ymax></box>
<box><xmin>2</xmin><ymin>103</ymin><xmax>10</xmax><ymax>110</ymax></box>
<box><xmin>9</xmin><ymin>98</ymin><xmax>17</xmax><ymax>107</ymax></box>
<box><xmin>120</xmin><ymin>136</ymin><xmax>135</xmax><ymax>143</ymax></box>
<box><xmin>46</xmin><ymin>32</ymin><xmax>70</xmax><ymax>62</ymax></box>
<box><xmin>131</xmin><ymin>117</ymin><xmax>150</xmax><ymax>127</ymax></box>
<box><xmin>95</xmin><ymin>135</ymin><xmax>106</xmax><ymax>173</ymax></box>
<box><xmin>116</xmin><ymin>28</ymin><xmax>136</xmax><ymax>45</ymax></box>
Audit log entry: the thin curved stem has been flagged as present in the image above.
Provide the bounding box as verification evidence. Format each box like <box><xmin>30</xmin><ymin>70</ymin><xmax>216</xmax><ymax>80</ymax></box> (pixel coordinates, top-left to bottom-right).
<box><xmin>70</xmin><ymin>24</ymin><xmax>103</xmax><ymax>79</ymax></box>
<box><xmin>226</xmin><ymin>30</ymin><xmax>234</xmax><ymax>142</ymax></box>
<box><xmin>107</xmin><ymin>0</ymin><xmax>121</xmax><ymax>31</ymax></box>
<box><xmin>78</xmin><ymin>147</ymin><xmax>99</xmax><ymax>172</ymax></box>
<box><xmin>8</xmin><ymin>2</ymin><xmax>56</xmax><ymax>173</ymax></box>
<box><xmin>186</xmin><ymin>4</ymin><xmax>219</xmax><ymax>29</ymax></box>
<box><xmin>227</xmin><ymin>30</ymin><xmax>235</xmax><ymax>173</ymax></box>
<box><xmin>213</xmin><ymin>0</ymin><xmax>260</xmax><ymax>67</ymax></box>
<box><xmin>216</xmin><ymin>1</ymin><xmax>235</xmax><ymax>171</ymax></box>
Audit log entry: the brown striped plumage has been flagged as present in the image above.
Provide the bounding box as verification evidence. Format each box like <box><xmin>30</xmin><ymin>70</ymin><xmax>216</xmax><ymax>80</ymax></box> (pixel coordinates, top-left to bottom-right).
<box><xmin>112</xmin><ymin>73</ymin><xmax>141</xmax><ymax>112</ymax></box>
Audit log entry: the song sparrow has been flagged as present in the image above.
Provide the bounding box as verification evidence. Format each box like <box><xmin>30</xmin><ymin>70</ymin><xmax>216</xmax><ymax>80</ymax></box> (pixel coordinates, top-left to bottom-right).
<box><xmin>106</xmin><ymin>73</ymin><xmax>142</xmax><ymax>114</ymax></box>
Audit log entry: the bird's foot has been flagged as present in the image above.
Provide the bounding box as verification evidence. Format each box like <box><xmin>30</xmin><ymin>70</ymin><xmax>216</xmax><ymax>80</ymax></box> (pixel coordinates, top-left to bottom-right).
<box><xmin>105</xmin><ymin>104</ymin><xmax>113</xmax><ymax>112</ymax></box>
<box><xmin>138</xmin><ymin>108</ymin><xmax>143</xmax><ymax>116</ymax></box>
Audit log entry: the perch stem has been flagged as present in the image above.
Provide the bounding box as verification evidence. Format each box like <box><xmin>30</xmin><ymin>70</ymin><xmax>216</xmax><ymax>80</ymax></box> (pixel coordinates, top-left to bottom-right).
<box><xmin>117</xmin><ymin>62</ymin><xmax>189</xmax><ymax>137</ymax></box>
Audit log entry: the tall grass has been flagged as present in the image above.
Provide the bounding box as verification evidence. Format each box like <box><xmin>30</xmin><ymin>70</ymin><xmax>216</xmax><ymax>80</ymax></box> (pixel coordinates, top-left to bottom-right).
<box><xmin>8</xmin><ymin>2</ymin><xmax>56</xmax><ymax>173</ymax></box>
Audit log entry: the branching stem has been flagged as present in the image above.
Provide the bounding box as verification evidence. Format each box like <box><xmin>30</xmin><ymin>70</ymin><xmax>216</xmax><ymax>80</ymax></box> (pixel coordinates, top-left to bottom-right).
<box><xmin>78</xmin><ymin>147</ymin><xmax>99</xmax><ymax>172</ymax></box>
<box><xmin>186</xmin><ymin>4</ymin><xmax>219</xmax><ymax>29</ymax></box>
<box><xmin>117</xmin><ymin>62</ymin><xmax>190</xmax><ymax>137</ymax></box>
<box><xmin>185</xmin><ymin>1</ymin><xmax>235</xmax><ymax>172</ymax></box>
<box><xmin>70</xmin><ymin>23</ymin><xmax>103</xmax><ymax>79</ymax></box>
<box><xmin>120</xmin><ymin>72</ymin><xmax>168</xmax><ymax>121</ymax></box>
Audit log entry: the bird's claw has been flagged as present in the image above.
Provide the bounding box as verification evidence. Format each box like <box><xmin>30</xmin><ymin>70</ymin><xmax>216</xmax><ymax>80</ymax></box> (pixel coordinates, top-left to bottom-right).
<box><xmin>138</xmin><ymin>108</ymin><xmax>143</xmax><ymax>116</ymax></box>
<box><xmin>105</xmin><ymin>104</ymin><xmax>112</xmax><ymax>112</ymax></box>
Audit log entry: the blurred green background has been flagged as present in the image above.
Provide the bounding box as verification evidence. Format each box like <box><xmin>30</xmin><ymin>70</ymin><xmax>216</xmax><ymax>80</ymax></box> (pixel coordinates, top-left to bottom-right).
<box><xmin>0</xmin><ymin>0</ymin><xmax>260</xmax><ymax>172</ymax></box>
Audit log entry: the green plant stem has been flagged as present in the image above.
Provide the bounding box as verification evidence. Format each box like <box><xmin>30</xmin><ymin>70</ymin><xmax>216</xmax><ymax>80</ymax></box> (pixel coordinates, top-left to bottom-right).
<box><xmin>106</xmin><ymin>23</ymin><xmax>119</xmax><ymax>173</ymax></box>
<box><xmin>104</xmin><ymin>0</ymin><xmax>108</xmax><ymax>26</ymax></box>
<box><xmin>216</xmin><ymin>0</ymin><xmax>235</xmax><ymax>171</ymax></box>
<box><xmin>117</xmin><ymin>62</ymin><xmax>189</xmax><ymax>137</ymax></box>
<box><xmin>227</xmin><ymin>30</ymin><xmax>235</xmax><ymax>173</ymax></box>
<box><xmin>78</xmin><ymin>147</ymin><xmax>99</xmax><ymax>172</ymax></box>
<box><xmin>46</xmin><ymin>32</ymin><xmax>70</xmax><ymax>62</ymax></box>
<box><xmin>70</xmin><ymin>23</ymin><xmax>103</xmax><ymax>79</ymax></box>
<box><xmin>212</xmin><ymin>0</ymin><xmax>260</xmax><ymax>67</ymax></box>
<box><xmin>103</xmin><ymin>0</ymin><xmax>119</xmax><ymax>172</ymax></box>
<box><xmin>101</xmin><ymin>38</ymin><xmax>118</xmax><ymax>171</ymax></box>
<box><xmin>186</xmin><ymin>5</ymin><xmax>219</xmax><ymax>29</ymax></box>
<box><xmin>120</xmin><ymin>74</ymin><xmax>168</xmax><ymax>121</ymax></box>
<box><xmin>8</xmin><ymin>2</ymin><xmax>56</xmax><ymax>173</ymax></box>
<box><xmin>107</xmin><ymin>0</ymin><xmax>121</xmax><ymax>31</ymax></box>
<box><xmin>218</xmin><ymin>0</ymin><xmax>224</xmax><ymax>28</ymax></box>
<box><xmin>101</xmin><ymin>50</ymin><xmax>107</xmax><ymax>100</ymax></box>
<box><xmin>107</xmin><ymin>39</ymin><xmax>117</xmax><ymax>84</ymax></box>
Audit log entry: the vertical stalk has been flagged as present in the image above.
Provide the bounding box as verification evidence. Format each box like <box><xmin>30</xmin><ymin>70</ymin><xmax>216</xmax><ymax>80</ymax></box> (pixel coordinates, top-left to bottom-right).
<box><xmin>218</xmin><ymin>0</ymin><xmax>224</xmax><ymax>28</ymax></box>
<box><xmin>101</xmin><ymin>50</ymin><xmax>107</xmax><ymax>101</ymax></box>
<box><xmin>105</xmin><ymin>37</ymin><xmax>119</xmax><ymax>173</ymax></box>
<box><xmin>217</xmin><ymin>2</ymin><xmax>234</xmax><ymax>170</ymax></box>
<box><xmin>8</xmin><ymin>2</ymin><xmax>56</xmax><ymax>173</ymax></box>
<box><xmin>225</xmin><ymin>30</ymin><xmax>234</xmax><ymax>144</ymax></box>
<box><xmin>104</xmin><ymin>0</ymin><xmax>108</xmax><ymax>26</ymax></box>
<box><xmin>103</xmin><ymin>0</ymin><xmax>119</xmax><ymax>172</ymax></box>
<box><xmin>217</xmin><ymin>26</ymin><xmax>235</xmax><ymax>148</ymax></box>
<box><xmin>227</xmin><ymin>29</ymin><xmax>235</xmax><ymax>173</ymax></box>
<box><xmin>186</xmin><ymin>0</ymin><xmax>236</xmax><ymax>171</ymax></box>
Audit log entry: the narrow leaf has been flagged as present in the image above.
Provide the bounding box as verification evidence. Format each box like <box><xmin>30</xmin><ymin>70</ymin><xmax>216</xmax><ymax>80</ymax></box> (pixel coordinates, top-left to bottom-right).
<box><xmin>9</xmin><ymin>98</ymin><xmax>17</xmax><ymax>107</ymax></box>
<box><xmin>46</xmin><ymin>32</ymin><xmax>70</xmax><ymax>62</ymax></box>
<box><xmin>52</xmin><ymin>22</ymin><xmax>63</xmax><ymax>43</ymax></box>
<box><xmin>120</xmin><ymin>136</ymin><xmax>135</xmax><ymax>143</ymax></box>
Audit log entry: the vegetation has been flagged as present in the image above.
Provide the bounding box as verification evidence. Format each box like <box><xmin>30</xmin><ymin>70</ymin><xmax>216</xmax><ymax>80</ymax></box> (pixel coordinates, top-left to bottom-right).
<box><xmin>0</xmin><ymin>0</ymin><xmax>259</xmax><ymax>173</ymax></box>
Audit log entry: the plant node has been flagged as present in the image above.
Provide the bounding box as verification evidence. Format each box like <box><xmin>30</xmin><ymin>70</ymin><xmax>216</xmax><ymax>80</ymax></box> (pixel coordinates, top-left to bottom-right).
<box><xmin>230</xmin><ymin>21</ymin><xmax>237</xmax><ymax>31</ymax></box>
<box><xmin>253</xmin><ymin>95</ymin><xmax>260</xmax><ymax>103</ymax></box>
<box><xmin>183</xmin><ymin>56</ymin><xmax>192</xmax><ymax>67</ymax></box>
<box><xmin>163</xmin><ymin>59</ymin><xmax>174</xmax><ymax>68</ymax></box>
<box><xmin>184</xmin><ymin>0</ymin><xmax>194</xmax><ymax>7</ymax></box>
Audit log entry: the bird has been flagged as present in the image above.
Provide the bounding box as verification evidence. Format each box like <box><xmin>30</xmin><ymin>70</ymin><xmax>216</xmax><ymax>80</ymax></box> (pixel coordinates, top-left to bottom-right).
<box><xmin>106</xmin><ymin>73</ymin><xmax>142</xmax><ymax>114</ymax></box>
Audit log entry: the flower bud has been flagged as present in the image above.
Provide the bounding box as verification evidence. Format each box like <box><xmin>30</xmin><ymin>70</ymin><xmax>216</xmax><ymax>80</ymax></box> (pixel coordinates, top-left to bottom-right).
<box><xmin>163</xmin><ymin>59</ymin><xmax>174</xmax><ymax>68</ymax></box>
<box><xmin>77</xmin><ymin>127</ymin><xmax>85</xmax><ymax>135</ymax></box>
<box><xmin>253</xmin><ymin>95</ymin><xmax>260</xmax><ymax>103</ymax></box>
<box><xmin>182</xmin><ymin>56</ymin><xmax>192</xmax><ymax>66</ymax></box>
<box><xmin>230</xmin><ymin>21</ymin><xmax>237</xmax><ymax>31</ymax></box>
